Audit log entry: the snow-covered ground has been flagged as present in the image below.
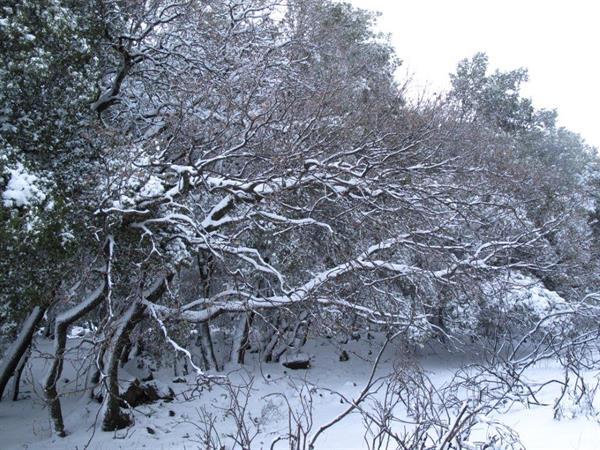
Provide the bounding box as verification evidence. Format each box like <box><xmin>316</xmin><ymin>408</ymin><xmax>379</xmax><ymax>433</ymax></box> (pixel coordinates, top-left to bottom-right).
<box><xmin>1</xmin><ymin>335</ymin><xmax>599</xmax><ymax>450</ymax></box>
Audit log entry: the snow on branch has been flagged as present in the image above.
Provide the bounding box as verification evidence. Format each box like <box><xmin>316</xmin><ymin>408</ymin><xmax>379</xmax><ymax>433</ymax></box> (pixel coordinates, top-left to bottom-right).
<box><xmin>144</xmin><ymin>224</ymin><xmax>547</xmax><ymax>325</ymax></box>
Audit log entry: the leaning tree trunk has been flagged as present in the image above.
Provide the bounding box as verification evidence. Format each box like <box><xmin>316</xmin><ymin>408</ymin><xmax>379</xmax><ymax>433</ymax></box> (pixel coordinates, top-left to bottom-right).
<box><xmin>272</xmin><ymin>311</ymin><xmax>310</xmax><ymax>363</ymax></box>
<box><xmin>89</xmin><ymin>343</ymin><xmax>107</xmax><ymax>401</ymax></box>
<box><xmin>43</xmin><ymin>309</ymin><xmax>56</xmax><ymax>339</ymax></box>
<box><xmin>10</xmin><ymin>348</ymin><xmax>30</xmax><ymax>401</ymax></box>
<box><xmin>119</xmin><ymin>337</ymin><xmax>133</xmax><ymax>368</ymax></box>
<box><xmin>101</xmin><ymin>301</ymin><xmax>146</xmax><ymax>431</ymax></box>
<box><xmin>262</xmin><ymin>312</ymin><xmax>283</xmax><ymax>363</ymax></box>
<box><xmin>101</xmin><ymin>273</ymin><xmax>171</xmax><ymax>431</ymax></box>
<box><xmin>43</xmin><ymin>282</ymin><xmax>106</xmax><ymax>437</ymax></box>
<box><xmin>291</xmin><ymin>310</ymin><xmax>310</xmax><ymax>349</ymax></box>
<box><xmin>0</xmin><ymin>305</ymin><xmax>47</xmax><ymax>401</ymax></box>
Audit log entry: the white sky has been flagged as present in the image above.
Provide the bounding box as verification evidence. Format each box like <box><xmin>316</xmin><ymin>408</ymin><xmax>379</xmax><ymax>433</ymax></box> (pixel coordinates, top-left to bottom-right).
<box><xmin>349</xmin><ymin>0</ymin><xmax>600</xmax><ymax>149</ymax></box>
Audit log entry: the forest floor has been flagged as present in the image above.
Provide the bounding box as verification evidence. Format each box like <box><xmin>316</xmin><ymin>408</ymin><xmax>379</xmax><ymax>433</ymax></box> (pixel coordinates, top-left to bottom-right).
<box><xmin>1</xmin><ymin>334</ymin><xmax>599</xmax><ymax>450</ymax></box>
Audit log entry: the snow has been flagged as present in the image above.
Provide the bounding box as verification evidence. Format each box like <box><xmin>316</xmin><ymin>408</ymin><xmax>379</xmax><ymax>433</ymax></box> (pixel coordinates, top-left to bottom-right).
<box><xmin>138</xmin><ymin>175</ymin><xmax>165</xmax><ymax>199</ymax></box>
<box><xmin>2</xmin><ymin>336</ymin><xmax>600</xmax><ymax>449</ymax></box>
<box><xmin>66</xmin><ymin>325</ymin><xmax>91</xmax><ymax>339</ymax></box>
<box><xmin>54</xmin><ymin>282</ymin><xmax>105</xmax><ymax>325</ymax></box>
<box><xmin>1</xmin><ymin>163</ymin><xmax>46</xmax><ymax>208</ymax></box>
<box><xmin>0</xmin><ymin>306</ymin><xmax>42</xmax><ymax>379</ymax></box>
<box><xmin>499</xmin><ymin>272</ymin><xmax>570</xmax><ymax>317</ymax></box>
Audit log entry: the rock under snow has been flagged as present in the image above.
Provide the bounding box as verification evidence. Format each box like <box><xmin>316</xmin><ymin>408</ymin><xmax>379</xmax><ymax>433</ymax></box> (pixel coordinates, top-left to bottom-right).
<box><xmin>281</xmin><ymin>352</ymin><xmax>311</xmax><ymax>370</ymax></box>
<box><xmin>121</xmin><ymin>379</ymin><xmax>174</xmax><ymax>407</ymax></box>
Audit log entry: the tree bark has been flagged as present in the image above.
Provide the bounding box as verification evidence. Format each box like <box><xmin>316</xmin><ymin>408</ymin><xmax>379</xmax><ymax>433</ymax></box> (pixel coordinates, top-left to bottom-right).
<box><xmin>101</xmin><ymin>273</ymin><xmax>171</xmax><ymax>431</ymax></box>
<box><xmin>231</xmin><ymin>312</ymin><xmax>254</xmax><ymax>365</ymax></box>
<box><xmin>119</xmin><ymin>338</ymin><xmax>133</xmax><ymax>367</ymax></box>
<box><xmin>291</xmin><ymin>311</ymin><xmax>310</xmax><ymax>349</ymax></box>
<box><xmin>11</xmin><ymin>348</ymin><xmax>29</xmax><ymax>401</ymax></box>
<box><xmin>43</xmin><ymin>309</ymin><xmax>55</xmax><ymax>339</ymax></box>
<box><xmin>89</xmin><ymin>344</ymin><xmax>106</xmax><ymax>401</ymax></box>
<box><xmin>195</xmin><ymin>254</ymin><xmax>219</xmax><ymax>371</ymax></box>
<box><xmin>262</xmin><ymin>312</ymin><xmax>282</xmax><ymax>363</ymax></box>
<box><xmin>272</xmin><ymin>311</ymin><xmax>309</xmax><ymax>363</ymax></box>
<box><xmin>0</xmin><ymin>306</ymin><xmax>46</xmax><ymax>401</ymax></box>
<box><xmin>196</xmin><ymin>322</ymin><xmax>219</xmax><ymax>371</ymax></box>
<box><xmin>101</xmin><ymin>301</ymin><xmax>145</xmax><ymax>431</ymax></box>
<box><xmin>43</xmin><ymin>282</ymin><xmax>106</xmax><ymax>437</ymax></box>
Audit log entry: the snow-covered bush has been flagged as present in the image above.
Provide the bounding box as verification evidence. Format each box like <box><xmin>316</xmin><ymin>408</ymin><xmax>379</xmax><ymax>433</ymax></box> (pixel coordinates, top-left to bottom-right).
<box><xmin>444</xmin><ymin>272</ymin><xmax>571</xmax><ymax>340</ymax></box>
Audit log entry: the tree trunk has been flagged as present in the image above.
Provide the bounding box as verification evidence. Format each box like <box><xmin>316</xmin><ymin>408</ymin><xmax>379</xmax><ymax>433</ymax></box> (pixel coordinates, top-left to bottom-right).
<box><xmin>196</xmin><ymin>322</ymin><xmax>219</xmax><ymax>371</ymax></box>
<box><xmin>134</xmin><ymin>333</ymin><xmax>145</xmax><ymax>357</ymax></box>
<box><xmin>272</xmin><ymin>311</ymin><xmax>309</xmax><ymax>363</ymax></box>
<box><xmin>291</xmin><ymin>311</ymin><xmax>310</xmax><ymax>349</ymax></box>
<box><xmin>195</xmin><ymin>254</ymin><xmax>219</xmax><ymax>370</ymax></box>
<box><xmin>11</xmin><ymin>349</ymin><xmax>29</xmax><ymax>401</ymax></box>
<box><xmin>101</xmin><ymin>301</ymin><xmax>145</xmax><ymax>431</ymax></box>
<box><xmin>43</xmin><ymin>282</ymin><xmax>106</xmax><ymax>437</ymax></box>
<box><xmin>119</xmin><ymin>338</ymin><xmax>133</xmax><ymax>368</ymax></box>
<box><xmin>43</xmin><ymin>308</ymin><xmax>56</xmax><ymax>339</ymax></box>
<box><xmin>262</xmin><ymin>312</ymin><xmax>283</xmax><ymax>363</ymax></box>
<box><xmin>0</xmin><ymin>306</ymin><xmax>46</xmax><ymax>401</ymax></box>
<box><xmin>101</xmin><ymin>273</ymin><xmax>171</xmax><ymax>431</ymax></box>
<box><xmin>89</xmin><ymin>344</ymin><xmax>106</xmax><ymax>401</ymax></box>
<box><xmin>231</xmin><ymin>312</ymin><xmax>254</xmax><ymax>365</ymax></box>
